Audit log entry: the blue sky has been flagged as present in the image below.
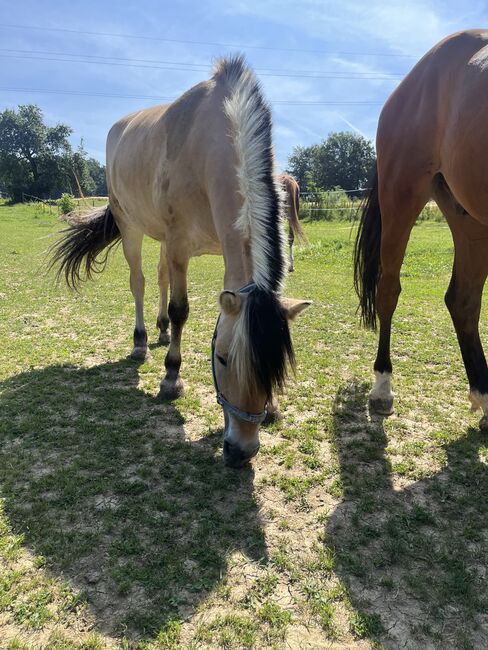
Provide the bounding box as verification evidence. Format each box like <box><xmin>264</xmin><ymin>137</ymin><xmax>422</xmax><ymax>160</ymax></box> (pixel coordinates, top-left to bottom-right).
<box><xmin>0</xmin><ymin>1</ymin><xmax>486</xmax><ymax>169</ymax></box>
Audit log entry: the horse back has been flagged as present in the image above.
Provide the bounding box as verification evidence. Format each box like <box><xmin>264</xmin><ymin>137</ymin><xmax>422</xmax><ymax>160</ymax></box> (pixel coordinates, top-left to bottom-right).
<box><xmin>106</xmin><ymin>79</ymin><xmax>236</xmax><ymax>249</ymax></box>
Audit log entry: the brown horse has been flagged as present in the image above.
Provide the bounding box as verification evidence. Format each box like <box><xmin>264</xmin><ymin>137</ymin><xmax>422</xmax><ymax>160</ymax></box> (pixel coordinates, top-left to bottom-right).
<box><xmin>354</xmin><ymin>29</ymin><xmax>488</xmax><ymax>428</ymax></box>
<box><xmin>51</xmin><ymin>56</ymin><xmax>311</xmax><ymax>467</ymax></box>
<box><xmin>278</xmin><ymin>172</ymin><xmax>304</xmax><ymax>272</ymax></box>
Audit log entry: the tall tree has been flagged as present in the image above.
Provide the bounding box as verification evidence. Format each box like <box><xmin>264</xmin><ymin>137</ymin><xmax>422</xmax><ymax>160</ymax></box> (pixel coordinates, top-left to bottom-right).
<box><xmin>0</xmin><ymin>105</ymin><xmax>73</xmax><ymax>201</ymax></box>
<box><xmin>287</xmin><ymin>132</ymin><xmax>376</xmax><ymax>193</ymax></box>
<box><xmin>86</xmin><ymin>157</ymin><xmax>107</xmax><ymax>196</ymax></box>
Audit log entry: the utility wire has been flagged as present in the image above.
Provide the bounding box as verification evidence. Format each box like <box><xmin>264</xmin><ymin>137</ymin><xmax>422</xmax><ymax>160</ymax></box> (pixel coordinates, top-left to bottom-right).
<box><xmin>0</xmin><ymin>52</ymin><xmax>404</xmax><ymax>81</ymax></box>
<box><xmin>0</xmin><ymin>22</ymin><xmax>418</xmax><ymax>58</ymax></box>
<box><xmin>0</xmin><ymin>48</ymin><xmax>406</xmax><ymax>79</ymax></box>
<box><xmin>0</xmin><ymin>86</ymin><xmax>383</xmax><ymax>105</ymax></box>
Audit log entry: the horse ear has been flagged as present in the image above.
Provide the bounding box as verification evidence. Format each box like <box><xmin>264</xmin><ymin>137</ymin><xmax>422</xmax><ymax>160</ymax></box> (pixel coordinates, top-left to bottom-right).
<box><xmin>280</xmin><ymin>297</ymin><xmax>312</xmax><ymax>321</ymax></box>
<box><xmin>219</xmin><ymin>290</ymin><xmax>242</xmax><ymax>315</ymax></box>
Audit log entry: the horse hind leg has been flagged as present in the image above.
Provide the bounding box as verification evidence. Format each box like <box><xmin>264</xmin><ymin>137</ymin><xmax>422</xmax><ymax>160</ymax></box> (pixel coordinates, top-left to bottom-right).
<box><xmin>369</xmin><ymin>178</ymin><xmax>431</xmax><ymax>415</ymax></box>
<box><xmin>157</xmin><ymin>243</ymin><xmax>170</xmax><ymax>345</ymax></box>
<box><xmin>120</xmin><ymin>227</ymin><xmax>149</xmax><ymax>361</ymax></box>
<box><xmin>433</xmin><ymin>175</ymin><xmax>488</xmax><ymax>429</ymax></box>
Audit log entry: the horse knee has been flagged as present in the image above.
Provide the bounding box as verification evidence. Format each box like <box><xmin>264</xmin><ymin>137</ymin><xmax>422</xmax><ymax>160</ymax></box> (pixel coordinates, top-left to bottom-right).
<box><xmin>129</xmin><ymin>269</ymin><xmax>145</xmax><ymax>296</ymax></box>
<box><xmin>168</xmin><ymin>297</ymin><xmax>189</xmax><ymax>326</ymax></box>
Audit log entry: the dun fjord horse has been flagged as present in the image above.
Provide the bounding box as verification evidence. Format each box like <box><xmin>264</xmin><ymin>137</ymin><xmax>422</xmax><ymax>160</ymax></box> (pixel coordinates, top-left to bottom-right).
<box><xmin>355</xmin><ymin>30</ymin><xmax>488</xmax><ymax>428</ymax></box>
<box><xmin>51</xmin><ymin>57</ymin><xmax>311</xmax><ymax>467</ymax></box>
<box><xmin>278</xmin><ymin>172</ymin><xmax>304</xmax><ymax>272</ymax></box>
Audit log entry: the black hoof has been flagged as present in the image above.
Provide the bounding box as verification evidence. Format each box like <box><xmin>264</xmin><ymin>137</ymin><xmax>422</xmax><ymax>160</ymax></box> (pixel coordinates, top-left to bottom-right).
<box><xmin>369</xmin><ymin>396</ymin><xmax>394</xmax><ymax>416</ymax></box>
<box><xmin>480</xmin><ymin>415</ymin><xmax>488</xmax><ymax>431</ymax></box>
<box><xmin>159</xmin><ymin>377</ymin><xmax>184</xmax><ymax>400</ymax></box>
<box><xmin>223</xmin><ymin>439</ymin><xmax>260</xmax><ymax>468</ymax></box>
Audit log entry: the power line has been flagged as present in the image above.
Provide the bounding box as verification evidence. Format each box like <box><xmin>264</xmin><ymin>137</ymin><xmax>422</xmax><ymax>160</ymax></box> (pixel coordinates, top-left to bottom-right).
<box><xmin>0</xmin><ymin>22</ymin><xmax>418</xmax><ymax>58</ymax></box>
<box><xmin>0</xmin><ymin>52</ymin><xmax>404</xmax><ymax>81</ymax></box>
<box><xmin>0</xmin><ymin>48</ymin><xmax>406</xmax><ymax>80</ymax></box>
<box><xmin>0</xmin><ymin>86</ymin><xmax>383</xmax><ymax>105</ymax></box>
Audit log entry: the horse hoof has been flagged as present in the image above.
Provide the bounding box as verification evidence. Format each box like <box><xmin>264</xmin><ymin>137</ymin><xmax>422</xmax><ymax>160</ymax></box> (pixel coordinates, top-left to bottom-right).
<box><xmin>130</xmin><ymin>347</ymin><xmax>149</xmax><ymax>361</ymax></box>
<box><xmin>480</xmin><ymin>415</ymin><xmax>488</xmax><ymax>431</ymax></box>
<box><xmin>158</xmin><ymin>331</ymin><xmax>170</xmax><ymax>346</ymax></box>
<box><xmin>159</xmin><ymin>377</ymin><xmax>184</xmax><ymax>400</ymax></box>
<box><xmin>369</xmin><ymin>396</ymin><xmax>394</xmax><ymax>416</ymax></box>
<box><xmin>288</xmin><ymin>266</ymin><xmax>294</xmax><ymax>273</ymax></box>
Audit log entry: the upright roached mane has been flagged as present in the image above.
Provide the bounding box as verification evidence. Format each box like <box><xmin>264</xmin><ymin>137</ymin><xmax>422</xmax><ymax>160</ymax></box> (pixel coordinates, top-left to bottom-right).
<box><xmin>216</xmin><ymin>56</ymin><xmax>287</xmax><ymax>292</ymax></box>
<box><xmin>214</xmin><ymin>57</ymin><xmax>294</xmax><ymax>397</ymax></box>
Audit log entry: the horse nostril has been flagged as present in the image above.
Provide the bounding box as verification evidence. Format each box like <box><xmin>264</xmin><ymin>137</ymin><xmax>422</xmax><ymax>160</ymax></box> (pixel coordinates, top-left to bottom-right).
<box><xmin>223</xmin><ymin>439</ymin><xmax>260</xmax><ymax>468</ymax></box>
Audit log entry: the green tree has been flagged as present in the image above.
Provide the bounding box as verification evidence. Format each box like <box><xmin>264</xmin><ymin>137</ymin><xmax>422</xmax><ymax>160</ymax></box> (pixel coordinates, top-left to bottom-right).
<box><xmin>287</xmin><ymin>132</ymin><xmax>376</xmax><ymax>193</ymax></box>
<box><xmin>86</xmin><ymin>157</ymin><xmax>107</xmax><ymax>196</ymax></box>
<box><xmin>71</xmin><ymin>140</ymin><xmax>96</xmax><ymax>196</ymax></box>
<box><xmin>0</xmin><ymin>105</ymin><xmax>73</xmax><ymax>201</ymax></box>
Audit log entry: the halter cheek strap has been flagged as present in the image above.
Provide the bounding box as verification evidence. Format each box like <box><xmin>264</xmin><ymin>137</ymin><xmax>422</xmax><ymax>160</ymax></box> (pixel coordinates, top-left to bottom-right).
<box><xmin>211</xmin><ymin>282</ymin><xmax>268</xmax><ymax>425</ymax></box>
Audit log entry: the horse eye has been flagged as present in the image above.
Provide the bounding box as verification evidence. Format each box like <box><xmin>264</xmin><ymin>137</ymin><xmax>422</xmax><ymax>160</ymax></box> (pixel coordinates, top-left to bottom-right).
<box><xmin>216</xmin><ymin>354</ymin><xmax>227</xmax><ymax>367</ymax></box>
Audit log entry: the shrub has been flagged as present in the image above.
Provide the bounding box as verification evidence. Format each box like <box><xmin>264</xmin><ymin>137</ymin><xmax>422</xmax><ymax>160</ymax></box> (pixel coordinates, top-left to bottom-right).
<box><xmin>58</xmin><ymin>193</ymin><xmax>76</xmax><ymax>215</ymax></box>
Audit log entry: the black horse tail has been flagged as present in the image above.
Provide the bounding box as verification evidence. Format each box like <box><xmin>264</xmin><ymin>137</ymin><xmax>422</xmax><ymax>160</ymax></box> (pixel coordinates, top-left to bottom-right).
<box><xmin>49</xmin><ymin>205</ymin><xmax>121</xmax><ymax>289</ymax></box>
<box><xmin>353</xmin><ymin>171</ymin><xmax>381</xmax><ymax>330</ymax></box>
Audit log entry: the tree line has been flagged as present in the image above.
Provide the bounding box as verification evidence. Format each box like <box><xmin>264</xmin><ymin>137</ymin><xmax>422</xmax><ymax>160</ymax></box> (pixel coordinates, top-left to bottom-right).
<box><xmin>0</xmin><ymin>104</ymin><xmax>376</xmax><ymax>204</ymax></box>
<box><xmin>286</xmin><ymin>131</ymin><xmax>376</xmax><ymax>195</ymax></box>
<box><xmin>0</xmin><ymin>105</ymin><xmax>107</xmax><ymax>203</ymax></box>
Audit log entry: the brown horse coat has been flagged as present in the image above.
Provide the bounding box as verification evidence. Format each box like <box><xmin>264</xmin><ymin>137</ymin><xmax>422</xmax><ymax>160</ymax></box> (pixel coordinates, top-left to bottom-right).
<box><xmin>355</xmin><ymin>29</ymin><xmax>488</xmax><ymax>425</ymax></box>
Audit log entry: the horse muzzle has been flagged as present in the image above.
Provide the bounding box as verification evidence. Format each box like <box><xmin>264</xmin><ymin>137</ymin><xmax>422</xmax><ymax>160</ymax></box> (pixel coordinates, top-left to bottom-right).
<box><xmin>223</xmin><ymin>438</ymin><xmax>260</xmax><ymax>468</ymax></box>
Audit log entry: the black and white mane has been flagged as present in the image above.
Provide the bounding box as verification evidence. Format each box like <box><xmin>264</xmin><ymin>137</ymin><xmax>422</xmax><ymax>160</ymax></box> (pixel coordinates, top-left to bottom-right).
<box><xmin>214</xmin><ymin>56</ymin><xmax>295</xmax><ymax>397</ymax></box>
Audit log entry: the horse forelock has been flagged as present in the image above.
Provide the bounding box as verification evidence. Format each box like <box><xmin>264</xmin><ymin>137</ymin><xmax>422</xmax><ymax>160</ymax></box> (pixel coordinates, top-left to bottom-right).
<box><xmin>215</xmin><ymin>56</ymin><xmax>287</xmax><ymax>293</ymax></box>
<box><xmin>229</xmin><ymin>288</ymin><xmax>294</xmax><ymax>399</ymax></box>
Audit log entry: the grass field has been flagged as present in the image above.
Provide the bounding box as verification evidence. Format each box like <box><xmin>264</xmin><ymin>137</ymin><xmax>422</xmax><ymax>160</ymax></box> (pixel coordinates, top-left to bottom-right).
<box><xmin>2</xmin><ymin>202</ymin><xmax>488</xmax><ymax>649</ymax></box>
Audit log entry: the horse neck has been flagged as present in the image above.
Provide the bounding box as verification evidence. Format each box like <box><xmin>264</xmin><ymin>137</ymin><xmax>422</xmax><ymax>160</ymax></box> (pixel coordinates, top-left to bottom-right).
<box><xmin>221</xmin><ymin>235</ymin><xmax>253</xmax><ymax>291</ymax></box>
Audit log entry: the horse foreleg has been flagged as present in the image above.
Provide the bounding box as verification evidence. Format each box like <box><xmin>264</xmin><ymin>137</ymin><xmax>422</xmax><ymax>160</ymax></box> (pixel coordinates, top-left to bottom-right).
<box><xmin>121</xmin><ymin>228</ymin><xmax>148</xmax><ymax>361</ymax></box>
<box><xmin>159</xmin><ymin>255</ymin><xmax>189</xmax><ymax>400</ymax></box>
<box><xmin>157</xmin><ymin>243</ymin><xmax>170</xmax><ymax>345</ymax></box>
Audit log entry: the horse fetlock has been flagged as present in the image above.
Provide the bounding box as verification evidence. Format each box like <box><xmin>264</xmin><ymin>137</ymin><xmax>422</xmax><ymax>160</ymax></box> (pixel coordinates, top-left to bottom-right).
<box><xmin>156</xmin><ymin>315</ymin><xmax>170</xmax><ymax>331</ymax></box>
<box><xmin>133</xmin><ymin>327</ymin><xmax>148</xmax><ymax>346</ymax></box>
<box><xmin>158</xmin><ymin>331</ymin><xmax>171</xmax><ymax>346</ymax></box>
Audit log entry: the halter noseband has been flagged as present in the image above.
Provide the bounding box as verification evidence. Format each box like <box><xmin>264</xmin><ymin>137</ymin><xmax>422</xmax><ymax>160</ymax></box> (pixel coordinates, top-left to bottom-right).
<box><xmin>211</xmin><ymin>282</ymin><xmax>268</xmax><ymax>424</ymax></box>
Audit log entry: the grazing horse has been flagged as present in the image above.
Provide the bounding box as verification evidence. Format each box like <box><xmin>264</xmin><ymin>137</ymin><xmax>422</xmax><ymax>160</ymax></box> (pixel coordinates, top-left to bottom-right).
<box><xmin>51</xmin><ymin>56</ymin><xmax>311</xmax><ymax>467</ymax></box>
<box><xmin>278</xmin><ymin>172</ymin><xmax>304</xmax><ymax>272</ymax></box>
<box><xmin>354</xmin><ymin>29</ymin><xmax>488</xmax><ymax>428</ymax></box>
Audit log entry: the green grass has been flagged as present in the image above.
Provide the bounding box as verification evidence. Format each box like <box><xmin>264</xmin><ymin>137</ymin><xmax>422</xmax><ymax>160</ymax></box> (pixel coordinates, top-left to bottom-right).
<box><xmin>2</xmin><ymin>202</ymin><xmax>488</xmax><ymax>648</ymax></box>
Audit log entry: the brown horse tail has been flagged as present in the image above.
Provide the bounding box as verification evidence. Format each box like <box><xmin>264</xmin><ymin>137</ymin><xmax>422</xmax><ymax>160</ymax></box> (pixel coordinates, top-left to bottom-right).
<box><xmin>353</xmin><ymin>171</ymin><xmax>381</xmax><ymax>330</ymax></box>
<box><xmin>49</xmin><ymin>205</ymin><xmax>121</xmax><ymax>289</ymax></box>
<box><xmin>288</xmin><ymin>184</ymin><xmax>306</xmax><ymax>241</ymax></box>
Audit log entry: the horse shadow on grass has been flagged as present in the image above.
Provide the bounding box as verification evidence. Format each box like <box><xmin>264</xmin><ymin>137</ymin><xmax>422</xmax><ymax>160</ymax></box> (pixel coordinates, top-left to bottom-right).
<box><xmin>327</xmin><ymin>382</ymin><xmax>488</xmax><ymax>650</ymax></box>
<box><xmin>0</xmin><ymin>359</ymin><xmax>266</xmax><ymax>639</ymax></box>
